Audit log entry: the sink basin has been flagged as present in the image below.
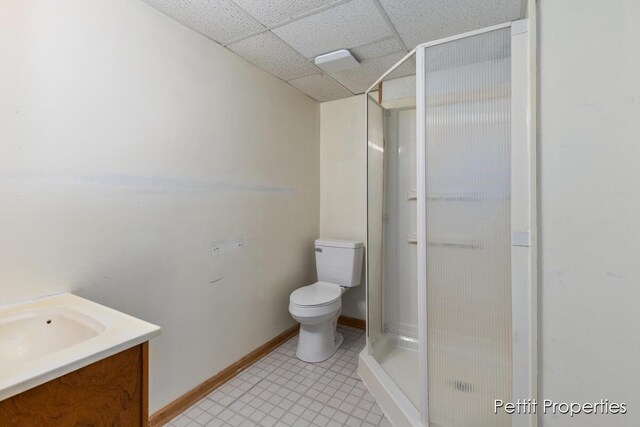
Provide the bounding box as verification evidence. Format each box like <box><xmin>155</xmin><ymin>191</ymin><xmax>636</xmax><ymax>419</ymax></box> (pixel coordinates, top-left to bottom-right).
<box><xmin>0</xmin><ymin>308</ymin><xmax>105</xmax><ymax>367</ymax></box>
<box><xmin>0</xmin><ymin>293</ymin><xmax>160</xmax><ymax>401</ymax></box>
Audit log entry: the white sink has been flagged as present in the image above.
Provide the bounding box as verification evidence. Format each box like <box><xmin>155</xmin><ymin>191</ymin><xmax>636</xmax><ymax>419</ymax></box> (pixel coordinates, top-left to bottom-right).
<box><xmin>0</xmin><ymin>293</ymin><xmax>160</xmax><ymax>401</ymax></box>
<box><xmin>0</xmin><ymin>307</ymin><xmax>105</xmax><ymax>367</ymax></box>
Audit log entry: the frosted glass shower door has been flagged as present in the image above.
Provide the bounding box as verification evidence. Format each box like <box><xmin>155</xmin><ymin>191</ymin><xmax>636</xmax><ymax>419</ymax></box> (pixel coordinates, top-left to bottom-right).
<box><xmin>367</xmin><ymin>95</ymin><xmax>385</xmax><ymax>347</ymax></box>
<box><xmin>367</xmin><ymin>54</ymin><xmax>422</xmax><ymax>412</ymax></box>
<box><xmin>422</xmin><ymin>28</ymin><xmax>513</xmax><ymax>427</ymax></box>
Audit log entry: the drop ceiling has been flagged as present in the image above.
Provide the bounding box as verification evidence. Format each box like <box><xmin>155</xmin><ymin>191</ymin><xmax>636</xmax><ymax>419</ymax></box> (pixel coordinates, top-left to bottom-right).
<box><xmin>143</xmin><ymin>0</ymin><xmax>527</xmax><ymax>102</ymax></box>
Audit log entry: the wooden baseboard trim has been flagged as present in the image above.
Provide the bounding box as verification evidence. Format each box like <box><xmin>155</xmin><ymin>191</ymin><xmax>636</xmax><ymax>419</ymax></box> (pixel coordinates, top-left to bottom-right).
<box><xmin>148</xmin><ymin>324</ymin><xmax>300</xmax><ymax>427</ymax></box>
<box><xmin>338</xmin><ymin>315</ymin><xmax>366</xmax><ymax>330</ymax></box>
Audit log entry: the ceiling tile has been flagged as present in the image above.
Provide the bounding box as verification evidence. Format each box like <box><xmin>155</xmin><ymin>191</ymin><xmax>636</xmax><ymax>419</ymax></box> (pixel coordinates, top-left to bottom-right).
<box><xmin>228</xmin><ymin>32</ymin><xmax>321</xmax><ymax>81</ymax></box>
<box><xmin>143</xmin><ymin>0</ymin><xmax>264</xmax><ymax>45</ymax></box>
<box><xmin>378</xmin><ymin>0</ymin><xmax>526</xmax><ymax>49</ymax></box>
<box><xmin>288</xmin><ymin>74</ymin><xmax>353</xmax><ymax>102</ymax></box>
<box><xmin>272</xmin><ymin>0</ymin><xmax>393</xmax><ymax>59</ymax></box>
<box><xmin>330</xmin><ymin>51</ymin><xmax>414</xmax><ymax>94</ymax></box>
<box><xmin>350</xmin><ymin>37</ymin><xmax>405</xmax><ymax>61</ymax></box>
<box><xmin>231</xmin><ymin>0</ymin><xmax>343</xmax><ymax>27</ymax></box>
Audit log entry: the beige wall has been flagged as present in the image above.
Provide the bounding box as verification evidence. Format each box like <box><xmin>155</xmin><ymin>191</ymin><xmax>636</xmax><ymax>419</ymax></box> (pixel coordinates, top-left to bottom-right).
<box><xmin>320</xmin><ymin>95</ymin><xmax>367</xmax><ymax>320</ymax></box>
<box><xmin>0</xmin><ymin>0</ymin><xmax>319</xmax><ymax>413</ymax></box>
<box><xmin>538</xmin><ymin>0</ymin><xmax>640</xmax><ymax>425</ymax></box>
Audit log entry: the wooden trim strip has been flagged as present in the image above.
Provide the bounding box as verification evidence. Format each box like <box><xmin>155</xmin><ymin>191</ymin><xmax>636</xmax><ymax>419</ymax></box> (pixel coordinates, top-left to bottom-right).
<box><xmin>148</xmin><ymin>325</ymin><xmax>299</xmax><ymax>427</ymax></box>
<box><xmin>141</xmin><ymin>342</ymin><xmax>149</xmax><ymax>427</ymax></box>
<box><xmin>338</xmin><ymin>315</ymin><xmax>366</xmax><ymax>330</ymax></box>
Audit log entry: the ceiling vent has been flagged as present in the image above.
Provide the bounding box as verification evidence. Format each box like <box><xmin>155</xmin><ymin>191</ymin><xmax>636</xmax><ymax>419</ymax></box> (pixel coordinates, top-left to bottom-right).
<box><xmin>314</xmin><ymin>49</ymin><xmax>360</xmax><ymax>73</ymax></box>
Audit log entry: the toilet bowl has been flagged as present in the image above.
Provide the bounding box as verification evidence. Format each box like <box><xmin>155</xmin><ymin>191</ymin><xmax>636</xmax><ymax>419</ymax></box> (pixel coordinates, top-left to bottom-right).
<box><xmin>289</xmin><ymin>282</ymin><xmax>345</xmax><ymax>363</ymax></box>
<box><xmin>289</xmin><ymin>239</ymin><xmax>364</xmax><ymax>363</ymax></box>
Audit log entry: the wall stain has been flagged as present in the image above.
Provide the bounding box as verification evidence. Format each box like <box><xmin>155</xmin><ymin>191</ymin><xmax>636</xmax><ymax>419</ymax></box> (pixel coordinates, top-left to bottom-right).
<box><xmin>546</xmin><ymin>270</ymin><xmax>565</xmax><ymax>288</ymax></box>
<box><xmin>0</xmin><ymin>172</ymin><xmax>295</xmax><ymax>195</ymax></box>
<box><xmin>77</xmin><ymin>174</ymin><xmax>295</xmax><ymax>194</ymax></box>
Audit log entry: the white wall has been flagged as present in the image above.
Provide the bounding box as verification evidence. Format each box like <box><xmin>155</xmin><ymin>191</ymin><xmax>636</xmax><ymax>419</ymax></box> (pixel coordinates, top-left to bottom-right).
<box><xmin>320</xmin><ymin>96</ymin><xmax>367</xmax><ymax>320</ymax></box>
<box><xmin>538</xmin><ymin>0</ymin><xmax>640</xmax><ymax>425</ymax></box>
<box><xmin>0</xmin><ymin>0</ymin><xmax>319</xmax><ymax>413</ymax></box>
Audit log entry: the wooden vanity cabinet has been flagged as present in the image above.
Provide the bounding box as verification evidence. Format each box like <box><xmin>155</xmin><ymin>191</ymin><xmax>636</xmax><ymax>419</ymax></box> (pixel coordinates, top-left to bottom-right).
<box><xmin>0</xmin><ymin>342</ymin><xmax>149</xmax><ymax>427</ymax></box>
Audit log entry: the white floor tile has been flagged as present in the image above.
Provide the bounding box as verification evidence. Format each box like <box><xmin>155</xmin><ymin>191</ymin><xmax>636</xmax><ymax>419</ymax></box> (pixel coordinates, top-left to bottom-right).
<box><xmin>168</xmin><ymin>327</ymin><xmax>389</xmax><ymax>426</ymax></box>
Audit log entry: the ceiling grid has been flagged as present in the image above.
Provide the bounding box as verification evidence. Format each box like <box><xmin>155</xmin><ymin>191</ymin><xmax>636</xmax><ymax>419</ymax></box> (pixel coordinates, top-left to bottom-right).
<box><xmin>142</xmin><ymin>0</ymin><xmax>526</xmax><ymax>102</ymax></box>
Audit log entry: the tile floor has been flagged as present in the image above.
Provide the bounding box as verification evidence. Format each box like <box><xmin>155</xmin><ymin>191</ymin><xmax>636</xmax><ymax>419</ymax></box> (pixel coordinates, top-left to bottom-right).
<box><xmin>167</xmin><ymin>326</ymin><xmax>390</xmax><ymax>427</ymax></box>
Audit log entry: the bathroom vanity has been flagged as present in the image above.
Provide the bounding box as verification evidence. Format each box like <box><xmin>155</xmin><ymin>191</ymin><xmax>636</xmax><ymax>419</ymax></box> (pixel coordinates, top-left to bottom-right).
<box><xmin>0</xmin><ymin>294</ymin><xmax>160</xmax><ymax>426</ymax></box>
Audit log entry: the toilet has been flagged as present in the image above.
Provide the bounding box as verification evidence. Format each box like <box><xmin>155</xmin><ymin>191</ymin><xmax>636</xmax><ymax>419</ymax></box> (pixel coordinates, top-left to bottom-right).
<box><xmin>289</xmin><ymin>239</ymin><xmax>364</xmax><ymax>363</ymax></box>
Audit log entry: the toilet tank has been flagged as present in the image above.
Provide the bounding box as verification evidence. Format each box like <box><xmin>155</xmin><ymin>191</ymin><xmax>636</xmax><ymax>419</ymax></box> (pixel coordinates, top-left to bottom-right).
<box><xmin>315</xmin><ymin>239</ymin><xmax>364</xmax><ymax>287</ymax></box>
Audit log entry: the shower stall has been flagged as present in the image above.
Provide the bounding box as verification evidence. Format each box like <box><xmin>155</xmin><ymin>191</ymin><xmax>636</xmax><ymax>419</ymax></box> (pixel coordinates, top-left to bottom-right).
<box><xmin>359</xmin><ymin>20</ymin><xmax>535</xmax><ymax>427</ymax></box>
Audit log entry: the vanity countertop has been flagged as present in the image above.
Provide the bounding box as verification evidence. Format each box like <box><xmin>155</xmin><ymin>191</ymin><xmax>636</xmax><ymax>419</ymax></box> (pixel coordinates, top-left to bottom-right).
<box><xmin>0</xmin><ymin>293</ymin><xmax>160</xmax><ymax>401</ymax></box>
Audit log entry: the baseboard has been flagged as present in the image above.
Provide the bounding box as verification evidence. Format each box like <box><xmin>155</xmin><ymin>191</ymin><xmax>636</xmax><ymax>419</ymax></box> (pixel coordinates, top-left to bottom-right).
<box><xmin>338</xmin><ymin>315</ymin><xmax>366</xmax><ymax>330</ymax></box>
<box><xmin>148</xmin><ymin>324</ymin><xmax>300</xmax><ymax>427</ymax></box>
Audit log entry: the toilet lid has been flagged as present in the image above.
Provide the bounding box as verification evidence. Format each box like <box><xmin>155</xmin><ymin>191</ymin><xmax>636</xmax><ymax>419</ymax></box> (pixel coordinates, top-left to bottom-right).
<box><xmin>290</xmin><ymin>282</ymin><xmax>341</xmax><ymax>307</ymax></box>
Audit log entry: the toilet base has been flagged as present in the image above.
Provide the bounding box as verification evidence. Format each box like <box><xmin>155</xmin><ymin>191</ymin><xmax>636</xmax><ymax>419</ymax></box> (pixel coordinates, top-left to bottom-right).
<box><xmin>296</xmin><ymin>319</ymin><xmax>344</xmax><ymax>363</ymax></box>
<box><xmin>334</xmin><ymin>332</ymin><xmax>344</xmax><ymax>352</ymax></box>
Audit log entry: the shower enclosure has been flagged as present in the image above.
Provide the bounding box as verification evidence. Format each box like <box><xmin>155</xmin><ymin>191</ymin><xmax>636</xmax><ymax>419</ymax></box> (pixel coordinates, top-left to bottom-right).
<box><xmin>360</xmin><ymin>20</ymin><xmax>535</xmax><ymax>427</ymax></box>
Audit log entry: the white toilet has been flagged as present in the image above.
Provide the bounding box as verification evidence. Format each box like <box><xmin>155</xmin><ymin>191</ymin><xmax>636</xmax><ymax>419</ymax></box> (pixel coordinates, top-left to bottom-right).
<box><xmin>289</xmin><ymin>239</ymin><xmax>364</xmax><ymax>363</ymax></box>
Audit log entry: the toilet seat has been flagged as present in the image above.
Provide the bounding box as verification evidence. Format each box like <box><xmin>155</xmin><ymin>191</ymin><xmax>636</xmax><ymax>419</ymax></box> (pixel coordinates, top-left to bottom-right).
<box><xmin>290</xmin><ymin>282</ymin><xmax>341</xmax><ymax>308</ymax></box>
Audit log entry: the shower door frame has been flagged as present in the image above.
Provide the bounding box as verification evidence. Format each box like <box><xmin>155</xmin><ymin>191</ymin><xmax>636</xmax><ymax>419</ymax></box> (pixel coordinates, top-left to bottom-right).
<box><xmin>364</xmin><ymin>18</ymin><xmax>537</xmax><ymax>427</ymax></box>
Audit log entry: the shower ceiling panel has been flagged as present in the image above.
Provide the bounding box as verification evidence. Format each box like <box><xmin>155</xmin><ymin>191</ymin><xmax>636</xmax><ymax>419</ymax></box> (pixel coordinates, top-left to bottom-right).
<box><xmin>143</xmin><ymin>0</ymin><xmax>526</xmax><ymax>102</ymax></box>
